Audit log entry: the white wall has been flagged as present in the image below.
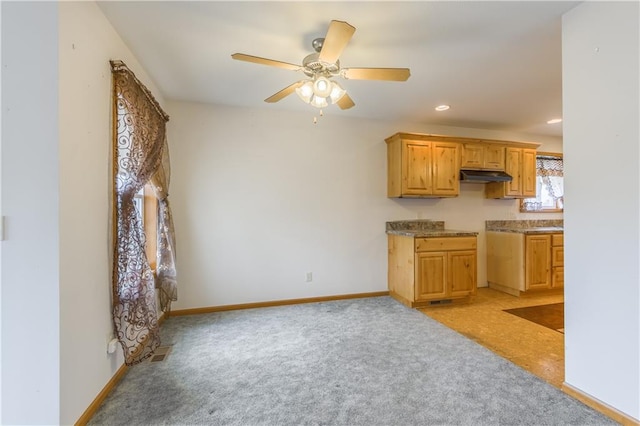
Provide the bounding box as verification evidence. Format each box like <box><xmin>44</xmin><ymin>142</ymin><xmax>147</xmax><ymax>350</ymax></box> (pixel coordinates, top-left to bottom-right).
<box><xmin>562</xmin><ymin>2</ymin><xmax>639</xmax><ymax>420</ymax></box>
<box><xmin>167</xmin><ymin>100</ymin><xmax>561</xmax><ymax>310</ymax></box>
<box><xmin>1</xmin><ymin>2</ymin><xmax>60</xmax><ymax>424</ymax></box>
<box><xmin>2</xmin><ymin>2</ymin><xmax>168</xmax><ymax>422</ymax></box>
<box><xmin>57</xmin><ymin>2</ymin><xmax>167</xmax><ymax>424</ymax></box>
<box><xmin>0</xmin><ymin>4</ymin><xmax>3</xmax><ymax>421</ymax></box>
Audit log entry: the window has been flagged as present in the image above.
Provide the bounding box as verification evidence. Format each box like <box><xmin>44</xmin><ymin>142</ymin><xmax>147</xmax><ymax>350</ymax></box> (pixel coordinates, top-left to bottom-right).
<box><xmin>133</xmin><ymin>187</ymin><xmax>144</xmax><ymax>223</ymax></box>
<box><xmin>133</xmin><ymin>185</ymin><xmax>159</xmax><ymax>270</ymax></box>
<box><xmin>520</xmin><ymin>153</ymin><xmax>563</xmax><ymax>212</ymax></box>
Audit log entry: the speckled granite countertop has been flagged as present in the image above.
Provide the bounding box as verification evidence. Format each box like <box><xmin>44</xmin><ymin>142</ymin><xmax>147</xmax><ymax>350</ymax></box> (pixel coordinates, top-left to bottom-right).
<box><xmin>486</xmin><ymin>220</ymin><xmax>563</xmax><ymax>234</ymax></box>
<box><xmin>386</xmin><ymin>220</ymin><xmax>478</xmax><ymax>237</ymax></box>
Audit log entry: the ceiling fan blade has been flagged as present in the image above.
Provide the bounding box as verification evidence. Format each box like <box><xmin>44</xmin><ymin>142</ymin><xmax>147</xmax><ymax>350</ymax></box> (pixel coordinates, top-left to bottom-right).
<box><xmin>231</xmin><ymin>53</ymin><xmax>301</xmax><ymax>71</ymax></box>
<box><xmin>336</xmin><ymin>93</ymin><xmax>355</xmax><ymax>110</ymax></box>
<box><xmin>264</xmin><ymin>81</ymin><xmax>304</xmax><ymax>103</ymax></box>
<box><xmin>318</xmin><ymin>20</ymin><xmax>356</xmax><ymax>64</ymax></box>
<box><xmin>343</xmin><ymin>67</ymin><xmax>411</xmax><ymax>81</ymax></box>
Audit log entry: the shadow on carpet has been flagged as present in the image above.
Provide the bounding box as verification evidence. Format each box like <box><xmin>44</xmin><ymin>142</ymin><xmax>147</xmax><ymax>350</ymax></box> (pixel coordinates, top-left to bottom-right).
<box><xmin>504</xmin><ymin>302</ymin><xmax>564</xmax><ymax>333</ymax></box>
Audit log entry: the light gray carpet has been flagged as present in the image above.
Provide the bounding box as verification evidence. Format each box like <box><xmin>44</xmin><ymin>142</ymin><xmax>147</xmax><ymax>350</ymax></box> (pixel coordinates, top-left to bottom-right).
<box><xmin>89</xmin><ymin>296</ymin><xmax>616</xmax><ymax>425</ymax></box>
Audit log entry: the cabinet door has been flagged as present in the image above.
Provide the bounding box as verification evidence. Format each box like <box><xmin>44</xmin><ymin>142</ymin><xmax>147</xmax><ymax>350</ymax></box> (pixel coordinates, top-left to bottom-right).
<box><xmin>402</xmin><ymin>140</ymin><xmax>432</xmax><ymax>195</ymax></box>
<box><xmin>525</xmin><ymin>235</ymin><xmax>551</xmax><ymax>290</ymax></box>
<box><xmin>484</xmin><ymin>145</ymin><xmax>505</xmax><ymax>170</ymax></box>
<box><xmin>505</xmin><ymin>148</ymin><xmax>522</xmax><ymax>196</ymax></box>
<box><xmin>448</xmin><ymin>250</ymin><xmax>477</xmax><ymax>297</ymax></box>
<box><xmin>521</xmin><ymin>149</ymin><xmax>537</xmax><ymax>197</ymax></box>
<box><xmin>416</xmin><ymin>252</ymin><xmax>447</xmax><ymax>300</ymax></box>
<box><xmin>432</xmin><ymin>142</ymin><xmax>459</xmax><ymax>196</ymax></box>
<box><xmin>461</xmin><ymin>143</ymin><xmax>484</xmax><ymax>169</ymax></box>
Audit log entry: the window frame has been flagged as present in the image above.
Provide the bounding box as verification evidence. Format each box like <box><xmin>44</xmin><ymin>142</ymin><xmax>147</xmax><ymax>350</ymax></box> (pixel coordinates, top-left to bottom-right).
<box><xmin>519</xmin><ymin>152</ymin><xmax>563</xmax><ymax>213</ymax></box>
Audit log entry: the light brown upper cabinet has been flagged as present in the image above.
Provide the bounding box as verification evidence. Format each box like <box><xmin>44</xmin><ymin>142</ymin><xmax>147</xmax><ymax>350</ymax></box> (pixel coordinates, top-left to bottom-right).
<box><xmin>485</xmin><ymin>147</ymin><xmax>537</xmax><ymax>198</ymax></box>
<box><xmin>386</xmin><ymin>133</ymin><xmax>459</xmax><ymax>197</ymax></box>
<box><xmin>460</xmin><ymin>142</ymin><xmax>505</xmax><ymax>170</ymax></box>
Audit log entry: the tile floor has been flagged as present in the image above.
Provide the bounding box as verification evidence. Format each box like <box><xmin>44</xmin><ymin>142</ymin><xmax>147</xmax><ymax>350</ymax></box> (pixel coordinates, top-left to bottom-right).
<box><xmin>419</xmin><ymin>287</ymin><xmax>565</xmax><ymax>388</ymax></box>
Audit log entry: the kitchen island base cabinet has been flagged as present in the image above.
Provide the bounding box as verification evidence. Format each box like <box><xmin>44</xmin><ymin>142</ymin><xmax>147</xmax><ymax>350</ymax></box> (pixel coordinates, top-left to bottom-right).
<box><xmin>486</xmin><ymin>231</ymin><xmax>563</xmax><ymax>296</ymax></box>
<box><xmin>388</xmin><ymin>234</ymin><xmax>477</xmax><ymax>308</ymax></box>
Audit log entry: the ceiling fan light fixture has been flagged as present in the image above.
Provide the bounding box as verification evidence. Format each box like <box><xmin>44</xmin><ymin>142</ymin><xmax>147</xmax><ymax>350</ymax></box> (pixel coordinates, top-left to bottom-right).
<box><xmin>329</xmin><ymin>81</ymin><xmax>346</xmax><ymax>103</ymax></box>
<box><xmin>310</xmin><ymin>94</ymin><xmax>329</xmax><ymax>108</ymax></box>
<box><xmin>295</xmin><ymin>81</ymin><xmax>314</xmax><ymax>104</ymax></box>
<box><xmin>313</xmin><ymin>76</ymin><xmax>333</xmax><ymax>98</ymax></box>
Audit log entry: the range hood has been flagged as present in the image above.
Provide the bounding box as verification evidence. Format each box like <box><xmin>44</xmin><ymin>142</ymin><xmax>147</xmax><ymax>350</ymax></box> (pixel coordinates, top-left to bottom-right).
<box><xmin>460</xmin><ymin>169</ymin><xmax>513</xmax><ymax>183</ymax></box>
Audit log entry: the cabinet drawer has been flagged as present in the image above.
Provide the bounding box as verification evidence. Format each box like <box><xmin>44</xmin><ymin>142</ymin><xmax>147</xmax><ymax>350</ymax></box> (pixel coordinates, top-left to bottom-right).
<box><xmin>552</xmin><ymin>234</ymin><xmax>563</xmax><ymax>246</ymax></box>
<box><xmin>552</xmin><ymin>246</ymin><xmax>564</xmax><ymax>267</ymax></box>
<box><xmin>552</xmin><ymin>267</ymin><xmax>564</xmax><ymax>288</ymax></box>
<box><xmin>415</xmin><ymin>237</ymin><xmax>477</xmax><ymax>252</ymax></box>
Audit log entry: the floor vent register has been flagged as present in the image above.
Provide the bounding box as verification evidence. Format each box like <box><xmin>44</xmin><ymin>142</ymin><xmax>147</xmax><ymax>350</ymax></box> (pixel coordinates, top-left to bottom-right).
<box><xmin>149</xmin><ymin>345</ymin><xmax>173</xmax><ymax>363</ymax></box>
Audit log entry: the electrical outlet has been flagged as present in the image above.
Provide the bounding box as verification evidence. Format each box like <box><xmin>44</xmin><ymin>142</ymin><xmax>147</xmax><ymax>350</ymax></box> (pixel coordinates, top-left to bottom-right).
<box><xmin>106</xmin><ymin>332</ymin><xmax>116</xmax><ymax>354</ymax></box>
<box><xmin>305</xmin><ymin>272</ymin><xmax>313</xmax><ymax>282</ymax></box>
<box><xmin>107</xmin><ymin>338</ymin><xmax>119</xmax><ymax>354</ymax></box>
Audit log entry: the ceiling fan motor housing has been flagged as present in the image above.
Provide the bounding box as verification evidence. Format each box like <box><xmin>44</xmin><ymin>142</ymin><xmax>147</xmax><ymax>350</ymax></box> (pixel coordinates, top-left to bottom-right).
<box><xmin>302</xmin><ymin>52</ymin><xmax>341</xmax><ymax>78</ymax></box>
<box><xmin>312</xmin><ymin>37</ymin><xmax>324</xmax><ymax>52</ymax></box>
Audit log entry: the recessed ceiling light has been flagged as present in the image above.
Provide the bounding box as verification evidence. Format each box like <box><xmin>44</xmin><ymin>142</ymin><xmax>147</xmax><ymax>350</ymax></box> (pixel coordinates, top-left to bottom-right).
<box><xmin>435</xmin><ymin>105</ymin><xmax>450</xmax><ymax>111</ymax></box>
<box><xmin>547</xmin><ymin>118</ymin><xmax>562</xmax><ymax>124</ymax></box>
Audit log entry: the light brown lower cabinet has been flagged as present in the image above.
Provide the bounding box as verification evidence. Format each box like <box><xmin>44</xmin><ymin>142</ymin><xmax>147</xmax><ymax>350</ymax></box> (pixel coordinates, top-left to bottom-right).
<box><xmin>525</xmin><ymin>234</ymin><xmax>552</xmax><ymax>290</ymax></box>
<box><xmin>551</xmin><ymin>233</ymin><xmax>564</xmax><ymax>288</ymax></box>
<box><xmin>388</xmin><ymin>234</ymin><xmax>477</xmax><ymax>308</ymax></box>
<box><xmin>487</xmin><ymin>231</ymin><xmax>564</xmax><ymax>296</ymax></box>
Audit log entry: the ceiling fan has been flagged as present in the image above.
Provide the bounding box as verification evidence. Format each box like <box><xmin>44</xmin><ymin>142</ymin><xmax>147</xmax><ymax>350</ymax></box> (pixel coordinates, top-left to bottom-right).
<box><xmin>231</xmin><ymin>20</ymin><xmax>411</xmax><ymax>111</ymax></box>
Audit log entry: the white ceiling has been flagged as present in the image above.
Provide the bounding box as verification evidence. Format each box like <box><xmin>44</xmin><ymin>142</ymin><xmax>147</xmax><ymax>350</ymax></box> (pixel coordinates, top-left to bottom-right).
<box><xmin>97</xmin><ymin>1</ymin><xmax>579</xmax><ymax>138</ymax></box>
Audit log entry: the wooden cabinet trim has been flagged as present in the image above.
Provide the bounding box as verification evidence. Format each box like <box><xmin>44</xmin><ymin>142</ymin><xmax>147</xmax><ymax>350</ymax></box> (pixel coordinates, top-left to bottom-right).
<box><xmin>385</xmin><ymin>132</ymin><xmax>541</xmax><ymax>150</ymax></box>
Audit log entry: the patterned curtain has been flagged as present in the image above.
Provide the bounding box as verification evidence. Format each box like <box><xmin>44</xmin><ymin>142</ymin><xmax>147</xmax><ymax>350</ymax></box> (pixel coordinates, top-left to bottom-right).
<box><xmin>149</xmin><ymin>137</ymin><xmax>178</xmax><ymax>312</ymax></box>
<box><xmin>110</xmin><ymin>60</ymin><xmax>172</xmax><ymax>365</ymax></box>
<box><xmin>537</xmin><ymin>156</ymin><xmax>563</xmax><ymax>200</ymax></box>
